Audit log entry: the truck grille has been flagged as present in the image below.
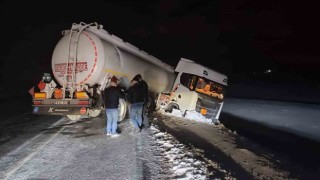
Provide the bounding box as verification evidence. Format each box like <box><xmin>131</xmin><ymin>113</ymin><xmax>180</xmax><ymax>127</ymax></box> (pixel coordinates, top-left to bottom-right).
<box><xmin>196</xmin><ymin>94</ymin><xmax>222</xmax><ymax>119</ymax></box>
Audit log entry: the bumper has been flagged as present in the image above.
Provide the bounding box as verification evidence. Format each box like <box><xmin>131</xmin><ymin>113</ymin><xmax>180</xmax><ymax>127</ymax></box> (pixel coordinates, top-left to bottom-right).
<box><xmin>32</xmin><ymin>105</ymin><xmax>89</xmax><ymax>116</ymax></box>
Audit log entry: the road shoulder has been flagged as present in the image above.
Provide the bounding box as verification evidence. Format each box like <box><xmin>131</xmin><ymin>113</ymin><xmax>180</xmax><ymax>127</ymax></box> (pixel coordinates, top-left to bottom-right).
<box><xmin>150</xmin><ymin>111</ymin><xmax>294</xmax><ymax>179</ymax></box>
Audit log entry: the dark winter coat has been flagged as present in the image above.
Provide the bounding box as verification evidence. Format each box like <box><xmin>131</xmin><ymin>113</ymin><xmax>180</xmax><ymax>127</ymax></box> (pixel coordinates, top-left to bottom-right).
<box><xmin>140</xmin><ymin>80</ymin><xmax>149</xmax><ymax>103</ymax></box>
<box><xmin>103</xmin><ymin>86</ymin><xmax>124</xmax><ymax>109</ymax></box>
<box><xmin>127</xmin><ymin>82</ymin><xmax>145</xmax><ymax>104</ymax></box>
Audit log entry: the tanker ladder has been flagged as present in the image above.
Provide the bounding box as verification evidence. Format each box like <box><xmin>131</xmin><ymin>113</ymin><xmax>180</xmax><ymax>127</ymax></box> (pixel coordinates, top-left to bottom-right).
<box><xmin>63</xmin><ymin>22</ymin><xmax>98</xmax><ymax>99</ymax></box>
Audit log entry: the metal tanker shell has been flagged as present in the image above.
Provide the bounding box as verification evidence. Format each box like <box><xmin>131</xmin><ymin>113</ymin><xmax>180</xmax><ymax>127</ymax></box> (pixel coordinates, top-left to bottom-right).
<box><xmin>52</xmin><ymin>31</ymin><xmax>105</xmax><ymax>86</ymax></box>
<box><xmin>52</xmin><ymin>27</ymin><xmax>175</xmax><ymax>93</ymax></box>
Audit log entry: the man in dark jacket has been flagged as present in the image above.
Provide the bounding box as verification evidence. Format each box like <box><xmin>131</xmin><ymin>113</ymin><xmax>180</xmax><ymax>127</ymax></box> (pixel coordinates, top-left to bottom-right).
<box><xmin>127</xmin><ymin>75</ymin><xmax>145</xmax><ymax>133</ymax></box>
<box><xmin>103</xmin><ymin>76</ymin><xmax>124</xmax><ymax>137</ymax></box>
<box><xmin>132</xmin><ymin>74</ymin><xmax>150</xmax><ymax>128</ymax></box>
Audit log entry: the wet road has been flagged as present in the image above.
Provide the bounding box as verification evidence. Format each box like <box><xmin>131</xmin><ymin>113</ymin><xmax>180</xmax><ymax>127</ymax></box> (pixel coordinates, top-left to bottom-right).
<box><xmin>221</xmin><ymin>97</ymin><xmax>320</xmax><ymax>143</ymax></box>
<box><xmin>1</xmin><ymin>98</ymin><xmax>320</xmax><ymax>179</ymax></box>
<box><xmin>0</xmin><ymin>114</ymin><xmax>61</xmax><ymax>159</ymax></box>
<box><xmin>0</xmin><ymin>112</ymin><xmax>167</xmax><ymax>180</ymax></box>
<box><xmin>220</xmin><ymin>97</ymin><xmax>320</xmax><ymax>179</ymax></box>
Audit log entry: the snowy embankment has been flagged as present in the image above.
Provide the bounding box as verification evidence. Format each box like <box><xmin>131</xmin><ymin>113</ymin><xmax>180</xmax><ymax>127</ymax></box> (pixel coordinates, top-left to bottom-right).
<box><xmin>150</xmin><ymin>125</ymin><xmax>208</xmax><ymax>179</ymax></box>
<box><xmin>163</xmin><ymin>109</ymin><xmax>219</xmax><ymax>125</ymax></box>
<box><xmin>151</xmin><ymin>111</ymin><xmax>294</xmax><ymax>179</ymax></box>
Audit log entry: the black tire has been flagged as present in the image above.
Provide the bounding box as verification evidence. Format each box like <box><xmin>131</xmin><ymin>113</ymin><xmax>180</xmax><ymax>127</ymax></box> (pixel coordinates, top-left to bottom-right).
<box><xmin>146</xmin><ymin>93</ymin><xmax>156</xmax><ymax>113</ymax></box>
<box><xmin>165</xmin><ymin>103</ymin><xmax>179</xmax><ymax>113</ymax></box>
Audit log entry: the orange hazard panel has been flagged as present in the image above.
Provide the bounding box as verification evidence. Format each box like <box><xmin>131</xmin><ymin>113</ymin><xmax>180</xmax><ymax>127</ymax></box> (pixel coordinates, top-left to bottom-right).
<box><xmin>54</xmin><ymin>89</ymin><xmax>63</xmax><ymax>99</ymax></box>
<box><xmin>37</xmin><ymin>80</ymin><xmax>46</xmax><ymax>90</ymax></box>
<box><xmin>200</xmin><ymin>108</ymin><xmax>207</xmax><ymax>115</ymax></box>
<box><xmin>34</xmin><ymin>92</ymin><xmax>46</xmax><ymax>99</ymax></box>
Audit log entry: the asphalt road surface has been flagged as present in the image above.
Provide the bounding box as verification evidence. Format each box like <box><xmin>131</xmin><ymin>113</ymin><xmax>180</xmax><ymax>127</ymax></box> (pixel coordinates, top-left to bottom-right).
<box><xmin>0</xmin><ymin>114</ymin><xmax>170</xmax><ymax>180</ymax></box>
<box><xmin>1</xmin><ymin>97</ymin><xmax>320</xmax><ymax>179</ymax></box>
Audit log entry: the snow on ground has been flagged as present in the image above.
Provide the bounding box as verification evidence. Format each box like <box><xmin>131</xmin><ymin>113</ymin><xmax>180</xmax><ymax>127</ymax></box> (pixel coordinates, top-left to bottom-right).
<box><xmin>150</xmin><ymin>117</ymin><xmax>236</xmax><ymax>180</ymax></box>
<box><xmin>150</xmin><ymin>124</ymin><xmax>208</xmax><ymax>179</ymax></box>
<box><xmin>161</xmin><ymin>109</ymin><xmax>219</xmax><ymax>125</ymax></box>
<box><xmin>149</xmin><ymin>123</ymin><xmax>235</xmax><ymax>179</ymax></box>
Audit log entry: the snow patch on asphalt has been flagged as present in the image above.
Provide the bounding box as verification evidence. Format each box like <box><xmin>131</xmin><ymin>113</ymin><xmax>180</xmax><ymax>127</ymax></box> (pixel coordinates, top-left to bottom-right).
<box><xmin>150</xmin><ymin>125</ymin><xmax>208</xmax><ymax>179</ymax></box>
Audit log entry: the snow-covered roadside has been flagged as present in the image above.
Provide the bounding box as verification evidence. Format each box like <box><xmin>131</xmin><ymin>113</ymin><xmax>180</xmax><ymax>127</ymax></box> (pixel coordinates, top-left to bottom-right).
<box><xmin>150</xmin><ymin>125</ymin><xmax>207</xmax><ymax>179</ymax></box>
<box><xmin>161</xmin><ymin>109</ymin><xmax>220</xmax><ymax>125</ymax></box>
<box><xmin>149</xmin><ymin>123</ymin><xmax>235</xmax><ymax>180</ymax></box>
<box><xmin>152</xmin><ymin>111</ymin><xmax>297</xmax><ymax>179</ymax></box>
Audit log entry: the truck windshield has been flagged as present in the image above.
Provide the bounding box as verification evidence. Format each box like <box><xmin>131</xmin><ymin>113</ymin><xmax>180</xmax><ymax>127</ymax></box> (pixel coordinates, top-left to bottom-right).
<box><xmin>180</xmin><ymin>73</ymin><xmax>226</xmax><ymax>100</ymax></box>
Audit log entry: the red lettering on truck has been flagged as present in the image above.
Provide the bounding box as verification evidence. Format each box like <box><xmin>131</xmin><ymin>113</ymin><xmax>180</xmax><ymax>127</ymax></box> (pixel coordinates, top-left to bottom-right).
<box><xmin>54</xmin><ymin>62</ymin><xmax>88</xmax><ymax>76</ymax></box>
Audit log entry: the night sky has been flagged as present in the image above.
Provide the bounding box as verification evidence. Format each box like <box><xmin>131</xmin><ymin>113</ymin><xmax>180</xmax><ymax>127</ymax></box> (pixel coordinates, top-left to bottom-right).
<box><xmin>1</xmin><ymin>0</ymin><xmax>320</xmax><ymax>102</ymax></box>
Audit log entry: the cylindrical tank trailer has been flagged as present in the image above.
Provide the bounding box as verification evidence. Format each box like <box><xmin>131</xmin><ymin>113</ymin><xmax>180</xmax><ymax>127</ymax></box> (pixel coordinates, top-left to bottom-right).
<box><xmin>52</xmin><ymin>30</ymin><xmax>175</xmax><ymax>93</ymax></box>
<box><xmin>33</xmin><ymin>22</ymin><xmax>176</xmax><ymax>120</ymax></box>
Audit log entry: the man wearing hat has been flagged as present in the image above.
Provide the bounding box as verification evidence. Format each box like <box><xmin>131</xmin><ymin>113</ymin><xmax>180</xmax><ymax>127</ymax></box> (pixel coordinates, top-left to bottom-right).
<box><xmin>103</xmin><ymin>76</ymin><xmax>124</xmax><ymax>137</ymax></box>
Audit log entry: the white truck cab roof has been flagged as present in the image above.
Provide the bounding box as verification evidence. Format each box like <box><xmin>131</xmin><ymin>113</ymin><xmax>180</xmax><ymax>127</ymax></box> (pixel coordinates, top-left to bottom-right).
<box><xmin>175</xmin><ymin>58</ymin><xmax>228</xmax><ymax>86</ymax></box>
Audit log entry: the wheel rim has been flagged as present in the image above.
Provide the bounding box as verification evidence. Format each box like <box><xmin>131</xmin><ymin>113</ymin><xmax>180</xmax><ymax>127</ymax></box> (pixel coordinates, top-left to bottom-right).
<box><xmin>118</xmin><ymin>99</ymin><xmax>127</xmax><ymax>122</ymax></box>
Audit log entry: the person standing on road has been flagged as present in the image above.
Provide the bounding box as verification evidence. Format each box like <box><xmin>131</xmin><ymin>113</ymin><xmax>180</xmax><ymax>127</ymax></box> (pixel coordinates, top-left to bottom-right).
<box><xmin>132</xmin><ymin>74</ymin><xmax>150</xmax><ymax>129</ymax></box>
<box><xmin>103</xmin><ymin>76</ymin><xmax>124</xmax><ymax>137</ymax></box>
<box><xmin>127</xmin><ymin>75</ymin><xmax>145</xmax><ymax>133</ymax></box>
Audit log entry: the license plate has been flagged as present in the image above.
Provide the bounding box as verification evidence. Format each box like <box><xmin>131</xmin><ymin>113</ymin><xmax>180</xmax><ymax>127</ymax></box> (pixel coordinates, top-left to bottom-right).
<box><xmin>54</xmin><ymin>101</ymin><xmax>68</xmax><ymax>105</ymax></box>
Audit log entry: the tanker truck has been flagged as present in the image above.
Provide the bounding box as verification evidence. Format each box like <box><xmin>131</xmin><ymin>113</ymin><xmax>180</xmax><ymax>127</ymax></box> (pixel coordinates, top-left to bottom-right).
<box><xmin>32</xmin><ymin>22</ymin><xmax>228</xmax><ymax>122</ymax></box>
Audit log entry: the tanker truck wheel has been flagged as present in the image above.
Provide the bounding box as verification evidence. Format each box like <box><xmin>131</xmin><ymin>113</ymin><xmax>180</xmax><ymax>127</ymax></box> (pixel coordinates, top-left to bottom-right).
<box><xmin>146</xmin><ymin>94</ymin><xmax>156</xmax><ymax>113</ymax></box>
<box><xmin>165</xmin><ymin>103</ymin><xmax>179</xmax><ymax>113</ymax></box>
<box><xmin>118</xmin><ymin>99</ymin><xmax>127</xmax><ymax>122</ymax></box>
<box><xmin>66</xmin><ymin>115</ymin><xmax>82</xmax><ymax>121</ymax></box>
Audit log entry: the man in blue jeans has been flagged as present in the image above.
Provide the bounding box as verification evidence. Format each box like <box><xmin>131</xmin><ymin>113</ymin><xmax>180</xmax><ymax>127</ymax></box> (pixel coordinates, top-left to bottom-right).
<box><xmin>127</xmin><ymin>75</ymin><xmax>145</xmax><ymax>133</ymax></box>
<box><xmin>103</xmin><ymin>76</ymin><xmax>124</xmax><ymax>137</ymax></box>
<box><xmin>133</xmin><ymin>74</ymin><xmax>150</xmax><ymax>129</ymax></box>
<box><xmin>129</xmin><ymin>102</ymin><xmax>144</xmax><ymax>133</ymax></box>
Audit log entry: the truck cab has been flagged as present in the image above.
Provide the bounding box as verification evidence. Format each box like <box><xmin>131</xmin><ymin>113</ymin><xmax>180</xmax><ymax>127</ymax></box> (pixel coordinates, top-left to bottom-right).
<box><xmin>157</xmin><ymin>58</ymin><xmax>228</xmax><ymax>121</ymax></box>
